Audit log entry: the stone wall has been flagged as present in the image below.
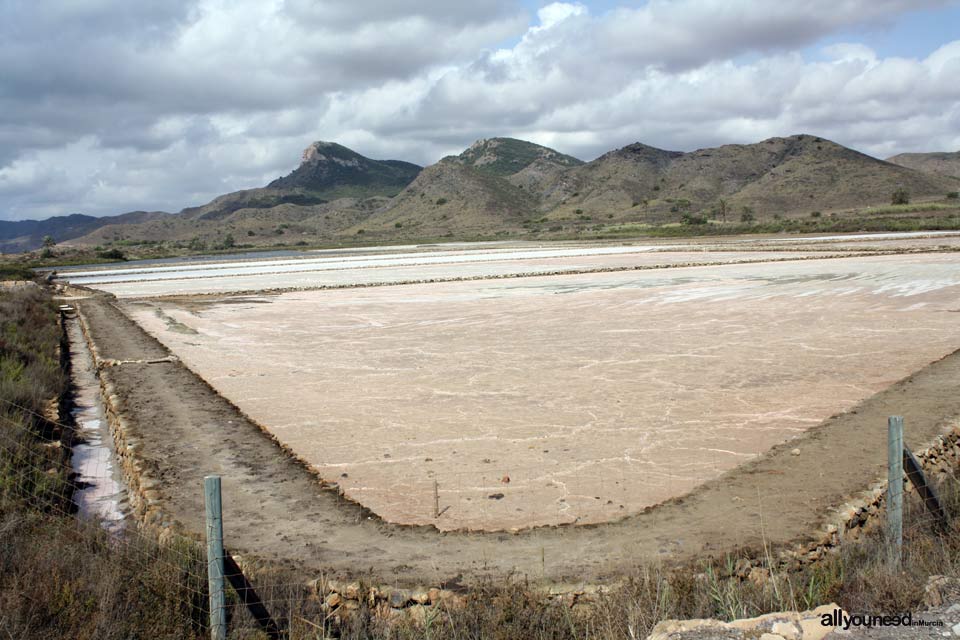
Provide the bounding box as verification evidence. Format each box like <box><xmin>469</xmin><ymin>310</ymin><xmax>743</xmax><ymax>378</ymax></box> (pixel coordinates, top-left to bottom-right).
<box><xmin>768</xmin><ymin>423</ymin><xmax>960</xmax><ymax>574</ymax></box>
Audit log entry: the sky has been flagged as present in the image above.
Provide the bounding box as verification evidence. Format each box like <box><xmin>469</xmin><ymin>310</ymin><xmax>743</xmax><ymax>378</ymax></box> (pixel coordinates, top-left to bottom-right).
<box><xmin>1</xmin><ymin>0</ymin><xmax>959</xmax><ymax>221</ymax></box>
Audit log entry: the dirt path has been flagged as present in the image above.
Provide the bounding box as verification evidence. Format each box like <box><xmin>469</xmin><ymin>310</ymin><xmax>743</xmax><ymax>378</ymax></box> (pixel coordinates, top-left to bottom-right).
<box><xmin>76</xmin><ymin>293</ymin><xmax>960</xmax><ymax>586</ymax></box>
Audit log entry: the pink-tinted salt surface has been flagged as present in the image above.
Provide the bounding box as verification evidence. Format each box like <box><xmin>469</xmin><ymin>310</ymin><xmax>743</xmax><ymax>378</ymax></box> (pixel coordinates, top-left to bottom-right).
<box><xmin>126</xmin><ymin>253</ymin><xmax>960</xmax><ymax>531</ymax></box>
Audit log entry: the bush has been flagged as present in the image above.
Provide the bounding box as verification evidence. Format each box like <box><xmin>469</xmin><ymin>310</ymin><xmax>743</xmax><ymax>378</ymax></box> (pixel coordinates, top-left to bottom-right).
<box><xmin>97</xmin><ymin>249</ymin><xmax>127</xmax><ymax>261</ymax></box>
<box><xmin>681</xmin><ymin>212</ymin><xmax>708</xmax><ymax>225</ymax></box>
<box><xmin>891</xmin><ymin>187</ymin><xmax>910</xmax><ymax>205</ymax></box>
<box><xmin>436</xmin><ymin>198</ymin><xmax>447</xmax><ymax>206</ymax></box>
<box><xmin>948</xmin><ymin>192</ymin><xmax>959</xmax><ymax>200</ymax></box>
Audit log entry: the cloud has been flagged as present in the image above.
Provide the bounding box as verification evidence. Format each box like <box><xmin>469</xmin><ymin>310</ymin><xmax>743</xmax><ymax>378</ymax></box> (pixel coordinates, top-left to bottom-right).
<box><xmin>1</xmin><ymin>0</ymin><xmax>959</xmax><ymax>220</ymax></box>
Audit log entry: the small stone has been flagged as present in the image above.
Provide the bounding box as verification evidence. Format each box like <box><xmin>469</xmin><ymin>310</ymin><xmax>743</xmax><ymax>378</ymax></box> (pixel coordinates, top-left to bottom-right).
<box><xmin>325</xmin><ymin>593</ymin><xmax>341</xmax><ymax>608</ymax></box>
<box><xmin>388</xmin><ymin>589</ymin><xmax>410</xmax><ymax>608</ymax></box>
<box><xmin>760</xmin><ymin>634</ymin><xmax>785</xmax><ymax>640</ymax></box>
<box><xmin>791</xmin><ymin>448</ymin><xmax>801</xmax><ymax>456</ymax></box>
<box><xmin>733</xmin><ymin>558</ymin><xmax>752</xmax><ymax>578</ymax></box>
<box><xmin>344</xmin><ymin>582</ymin><xmax>361</xmax><ymax>600</ymax></box>
<box><xmin>410</xmin><ymin>588</ymin><xmax>430</xmax><ymax>604</ymax></box>
<box><xmin>952</xmin><ymin>622</ymin><xmax>960</xmax><ymax>637</ymax></box>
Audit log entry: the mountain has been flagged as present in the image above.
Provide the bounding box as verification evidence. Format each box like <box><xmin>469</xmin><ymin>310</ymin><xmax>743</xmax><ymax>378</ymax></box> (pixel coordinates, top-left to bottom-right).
<box><xmin>457</xmin><ymin>137</ymin><xmax>583</xmax><ymax>177</ymax></box>
<box><xmin>31</xmin><ymin>134</ymin><xmax>960</xmax><ymax>253</ymax></box>
<box><xmin>267</xmin><ymin>141</ymin><xmax>421</xmax><ymax>198</ymax></box>
<box><xmin>55</xmin><ymin>142</ymin><xmax>422</xmax><ymax>251</ymax></box>
<box><xmin>886</xmin><ymin>151</ymin><xmax>960</xmax><ymax>180</ymax></box>
<box><xmin>0</xmin><ymin>211</ymin><xmax>168</xmax><ymax>253</ymax></box>
<box><xmin>536</xmin><ymin>135</ymin><xmax>957</xmax><ymax>221</ymax></box>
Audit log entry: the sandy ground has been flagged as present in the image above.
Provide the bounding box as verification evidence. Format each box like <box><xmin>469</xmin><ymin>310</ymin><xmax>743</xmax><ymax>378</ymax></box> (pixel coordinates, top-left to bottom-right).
<box><xmin>75</xmin><ymin>293</ymin><xmax>960</xmax><ymax>585</ymax></box>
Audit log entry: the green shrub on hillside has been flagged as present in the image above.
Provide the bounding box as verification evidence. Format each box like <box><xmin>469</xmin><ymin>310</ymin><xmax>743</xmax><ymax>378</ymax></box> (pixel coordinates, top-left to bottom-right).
<box><xmin>891</xmin><ymin>187</ymin><xmax>910</xmax><ymax>205</ymax></box>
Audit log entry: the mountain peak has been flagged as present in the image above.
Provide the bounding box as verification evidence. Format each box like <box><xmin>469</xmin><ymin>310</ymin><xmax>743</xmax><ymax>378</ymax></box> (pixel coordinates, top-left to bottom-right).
<box><xmin>458</xmin><ymin>137</ymin><xmax>583</xmax><ymax>176</ymax></box>
<box><xmin>269</xmin><ymin>142</ymin><xmax>421</xmax><ymax>198</ymax></box>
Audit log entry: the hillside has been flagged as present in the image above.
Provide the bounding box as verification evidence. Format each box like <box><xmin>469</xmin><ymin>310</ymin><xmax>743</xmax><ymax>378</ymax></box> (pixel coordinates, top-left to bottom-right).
<box><xmin>0</xmin><ymin>210</ymin><xmax>168</xmax><ymax>253</ymax></box>
<box><xmin>267</xmin><ymin>141</ymin><xmax>421</xmax><ymax>198</ymax></box>
<box><xmin>352</xmin><ymin>158</ymin><xmax>538</xmax><ymax>237</ymax></box>
<box><xmin>886</xmin><ymin>151</ymin><xmax>960</xmax><ymax>180</ymax></box>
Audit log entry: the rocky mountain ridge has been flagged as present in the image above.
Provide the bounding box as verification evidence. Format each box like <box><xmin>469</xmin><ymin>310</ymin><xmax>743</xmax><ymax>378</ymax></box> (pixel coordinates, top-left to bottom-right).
<box><xmin>10</xmin><ymin>134</ymin><xmax>960</xmax><ymax>252</ymax></box>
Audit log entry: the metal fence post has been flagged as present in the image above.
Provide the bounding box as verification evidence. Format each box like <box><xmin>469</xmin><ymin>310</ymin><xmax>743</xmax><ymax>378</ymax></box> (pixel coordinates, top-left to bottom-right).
<box><xmin>205</xmin><ymin>476</ymin><xmax>226</xmax><ymax>640</ymax></box>
<box><xmin>887</xmin><ymin>416</ymin><xmax>904</xmax><ymax>569</ymax></box>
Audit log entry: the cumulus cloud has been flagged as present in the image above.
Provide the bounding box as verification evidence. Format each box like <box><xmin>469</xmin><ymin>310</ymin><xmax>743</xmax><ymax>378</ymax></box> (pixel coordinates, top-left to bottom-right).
<box><xmin>1</xmin><ymin>0</ymin><xmax>959</xmax><ymax>219</ymax></box>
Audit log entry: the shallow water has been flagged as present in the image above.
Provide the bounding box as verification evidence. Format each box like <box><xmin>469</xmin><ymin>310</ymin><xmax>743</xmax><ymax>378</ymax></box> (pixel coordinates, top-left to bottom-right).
<box><xmin>68</xmin><ymin>320</ymin><xmax>128</xmax><ymax>531</ymax></box>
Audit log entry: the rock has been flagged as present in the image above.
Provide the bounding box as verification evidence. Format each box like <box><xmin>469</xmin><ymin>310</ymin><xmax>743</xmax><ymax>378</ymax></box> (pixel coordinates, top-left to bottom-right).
<box><xmin>799</xmin><ymin>603</ymin><xmax>844</xmax><ymax>640</ymax></box>
<box><xmin>791</xmin><ymin>448</ymin><xmax>801</xmax><ymax>456</ymax></box>
<box><xmin>344</xmin><ymin>582</ymin><xmax>361</xmax><ymax>600</ymax></box>
<box><xmin>733</xmin><ymin>558</ymin><xmax>752</xmax><ymax>578</ymax></box>
<box><xmin>770</xmin><ymin>619</ymin><xmax>800</xmax><ymax>639</ymax></box>
<box><xmin>759</xmin><ymin>634</ymin><xmax>785</xmax><ymax>640</ymax></box>
<box><xmin>646</xmin><ymin>619</ymin><xmax>731</xmax><ymax>640</ymax></box>
<box><xmin>325</xmin><ymin>593</ymin><xmax>341</xmax><ymax>608</ymax></box>
<box><xmin>427</xmin><ymin>587</ymin><xmax>442</xmax><ymax>604</ymax></box>
<box><xmin>410</xmin><ymin>587</ymin><xmax>430</xmax><ymax>605</ymax></box>
<box><xmin>924</xmin><ymin>575</ymin><xmax>960</xmax><ymax>608</ymax></box>
<box><xmin>388</xmin><ymin>588</ymin><xmax>411</xmax><ymax>608</ymax></box>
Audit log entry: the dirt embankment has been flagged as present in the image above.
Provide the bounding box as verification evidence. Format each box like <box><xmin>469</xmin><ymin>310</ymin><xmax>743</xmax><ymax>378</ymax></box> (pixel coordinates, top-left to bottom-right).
<box><xmin>74</xmin><ymin>293</ymin><xmax>960</xmax><ymax>586</ymax></box>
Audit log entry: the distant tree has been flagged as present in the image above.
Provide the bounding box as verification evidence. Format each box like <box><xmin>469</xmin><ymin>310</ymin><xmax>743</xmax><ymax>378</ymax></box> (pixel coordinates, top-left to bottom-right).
<box><xmin>891</xmin><ymin>187</ymin><xmax>910</xmax><ymax>205</ymax></box>
<box><xmin>947</xmin><ymin>191</ymin><xmax>959</xmax><ymax>200</ymax></box>
<box><xmin>221</xmin><ymin>233</ymin><xmax>235</xmax><ymax>249</ymax></box>
<box><xmin>41</xmin><ymin>235</ymin><xmax>56</xmax><ymax>248</ymax></box>
<box><xmin>715</xmin><ymin>199</ymin><xmax>728</xmax><ymax>222</ymax></box>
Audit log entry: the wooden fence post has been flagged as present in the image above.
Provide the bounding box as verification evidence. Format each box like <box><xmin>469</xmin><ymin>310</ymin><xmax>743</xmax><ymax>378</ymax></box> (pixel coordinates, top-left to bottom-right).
<box><xmin>887</xmin><ymin>416</ymin><xmax>904</xmax><ymax>569</ymax></box>
<box><xmin>205</xmin><ymin>476</ymin><xmax>227</xmax><ymax>640</ymax></box>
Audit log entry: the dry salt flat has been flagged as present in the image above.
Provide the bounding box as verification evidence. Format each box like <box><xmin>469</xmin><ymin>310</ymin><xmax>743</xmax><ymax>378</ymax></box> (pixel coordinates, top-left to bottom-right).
<box><xmin>121</xmin><ymin>252</ymin><xmax>960</xmax><ymax>531</ymax></box>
